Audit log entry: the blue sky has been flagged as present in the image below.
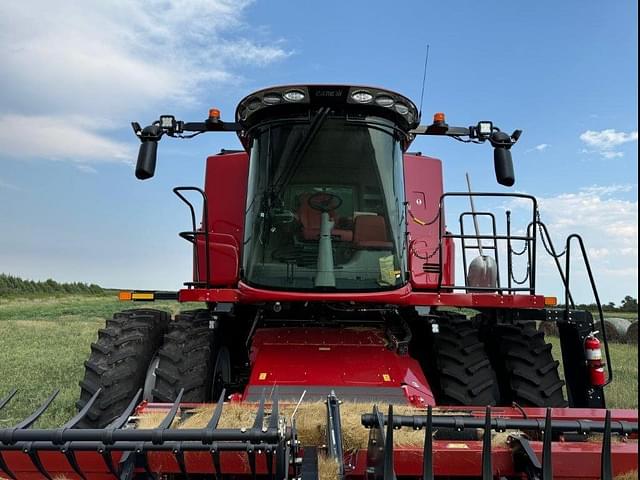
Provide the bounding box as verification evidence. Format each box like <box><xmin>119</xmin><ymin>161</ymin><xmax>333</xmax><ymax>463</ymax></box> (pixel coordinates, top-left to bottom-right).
<box><xmin>0</xmin><ymin>1</ymin><xmax>637</xmax><ymax>303</ymax></box>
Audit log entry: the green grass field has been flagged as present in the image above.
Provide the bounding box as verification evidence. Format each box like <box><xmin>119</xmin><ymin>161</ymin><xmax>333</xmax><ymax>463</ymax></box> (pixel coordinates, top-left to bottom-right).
<box><xmin>0</xmin><ymin>295</ymin><xmax>199</xmax><ymax>428</ymax></box>
<box><xmin>0</xmin><ymin>295</ymin><xmax>637</xmax><ymax>429</ymax></box>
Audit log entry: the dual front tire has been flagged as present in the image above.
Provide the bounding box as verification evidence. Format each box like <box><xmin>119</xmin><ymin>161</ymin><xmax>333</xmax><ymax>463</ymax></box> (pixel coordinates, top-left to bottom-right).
<box><xmin>426</xmin><ymin>313</ymin><xmax>567</xmax><ymax>408</ymax></box>
<box><xmin>77</xmin><ymin>309</ymin><xmax>221</xmax><ymax>428</ymax></box>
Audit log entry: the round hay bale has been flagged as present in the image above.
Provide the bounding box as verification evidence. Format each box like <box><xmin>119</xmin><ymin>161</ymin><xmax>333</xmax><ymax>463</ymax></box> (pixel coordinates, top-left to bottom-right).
<box><xmin>538</xmin><ymin>321</ymin><xmax>559</xmax><ymax>337</ymax></box>
<box><xmin>625</xmin><ymin>322</ymin><xmax>638</xmax><ymax>344</ymax></box>
<box><xmin>605</xmin><ymin>317</ymin><xmax>632</xmax><ymax>336</ymax></box>
<box><xmin>603</xmin><ymin>320</ymin><xmax>622</xmax><ymax>343</ymax></box>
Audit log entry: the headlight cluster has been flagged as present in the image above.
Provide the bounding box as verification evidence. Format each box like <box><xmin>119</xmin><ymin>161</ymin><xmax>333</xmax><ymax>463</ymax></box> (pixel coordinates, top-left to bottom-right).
<box><xmin>236</xmin><ymin>85</ymin><xmax>419</xmax><ymax>128</ymax></box>
<box><xmin>348</xmin><ymin>88</ymin><xmax>416</xmax><ymax>124</ymax></box>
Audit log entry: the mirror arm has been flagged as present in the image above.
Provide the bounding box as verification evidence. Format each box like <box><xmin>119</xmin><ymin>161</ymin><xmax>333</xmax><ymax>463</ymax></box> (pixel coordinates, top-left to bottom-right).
<box><xmin>130</xmin><ymin>116</ymin><xmax>242</xmax><ymax>180</ymax></box>
<box><xmin>410</xmin><ymin>124</ymin><xmax>471</xmax><ymax>137</ymax></box>
<box><xmin>181</xmin><ymin>120</ymin><xmax>242</xmax><ymax>133</ymax></box>
<box><xmin>411</xmin><ymin>120</ymin><xmax>522</xmax><ymax>187</ymax></box>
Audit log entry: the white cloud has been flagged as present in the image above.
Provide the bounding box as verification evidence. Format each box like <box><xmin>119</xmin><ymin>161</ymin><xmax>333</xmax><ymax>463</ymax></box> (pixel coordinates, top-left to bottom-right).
<box><xmin>0</xmin><ymin>0</ymin><xmax>289</xmax><ymax>167</ymax></box>
<box><xmin>0</xmin><ymin>178</ymin><xmax>22</xmax><ymax>191</ymax></box>
<box><xmin>507</xmin><ymin>184</ymin><xmax>637</xmax><ymax>301</ymax></box>
<box><xmin>0</xmin><ymin>114</ymin><xmax>133</xmax><ymax>164</ymax></box>
<box><xmin>601</xmin><ymin>151</ymin><xmax>624</xmax><ymax>159</ymax></box>
<box><xmin>526</xmin><ymin>143</ymin><xmax>550</xmax><ymax>153</ymax></box>
<box><xmin>579</xmin><ymin>129</ymin><xmax>638</xmax><ymax>158</ymax></box>
<box><xmin>587</xmin><ymin>247</ymin><xmax>610</xmax><ymax>259</ymax></box>
<box><xmin>581</xmin><ymin>184</ymin><xmax>634</xmax><ymax>195</ymax></box>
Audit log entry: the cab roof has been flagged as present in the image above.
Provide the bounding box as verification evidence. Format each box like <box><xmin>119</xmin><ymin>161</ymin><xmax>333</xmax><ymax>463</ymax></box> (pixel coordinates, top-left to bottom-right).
<box><xmin>235</xmin><ymin>84</ymin><xmax>420</xmax><ymax>133</ymax></box>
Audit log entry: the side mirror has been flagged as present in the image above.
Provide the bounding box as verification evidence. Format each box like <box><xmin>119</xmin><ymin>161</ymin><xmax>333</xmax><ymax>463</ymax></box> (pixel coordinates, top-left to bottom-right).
<box><xmin>135</xmin><ymin>141</ymin><xmax>158</xmax><ymax>179</ymax></box>
<box><xmin>489</xmin><ymin>130</ymin><xmax>516</xmax><ymax>187</ymax></box>
<box><xmin>494</xmin><ymin>147</ymin><xmax>515</xmax><ymax>187</ymax></box>
<box><xmin>134</xmin><ymin>125</ymin><xmax>163</xmax><ymax>180</ymax></box>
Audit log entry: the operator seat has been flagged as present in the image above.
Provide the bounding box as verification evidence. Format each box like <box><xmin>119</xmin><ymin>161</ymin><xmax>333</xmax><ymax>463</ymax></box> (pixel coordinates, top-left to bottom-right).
<box><xmin>297</xmin><ymin>193</ymin><xmax>353</xmax><ymax>242</ymax></box>
<box><xmin>353</xmin><ymin>215</ymin><xmax>393</xmax><ymax>249</ymax></box>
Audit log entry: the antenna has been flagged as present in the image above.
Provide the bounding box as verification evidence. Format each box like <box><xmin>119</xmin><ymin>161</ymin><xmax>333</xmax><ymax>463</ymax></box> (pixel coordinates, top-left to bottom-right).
<box><xmin>418</xmin><ymin>44</ymin><xmax>431</xmax><ymax>120</ymax></box>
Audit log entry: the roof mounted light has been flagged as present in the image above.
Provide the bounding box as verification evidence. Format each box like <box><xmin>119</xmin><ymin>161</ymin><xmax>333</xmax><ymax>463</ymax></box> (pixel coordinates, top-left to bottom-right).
<box><xmin>433</xmin><ymin>112</ymin><xmax>446</xmax><ymax>125</ymax></box>
<box><xmin>394</xmin><ymin>103</ymin><xmax>409</xmax><ymax>115</ymax></box>
<box><xmin>263</xmin><ymin>93</ymin><xmax>282</xmax><ymax>105</ymax></box>
<box><xmin>159</xmin><ymin>115</ymin><xmax>176</xmax><ymax>129</ymax></box>
<box><xmin>477</xmin><ymin>121</ymin><xmax>493</xmax><ymax>137</ymax></box>
<box><xmin>283</xmin><ymin>90</ymin><xmax>305</xmax><ymax>102</ymax></box>
<box><xmin>375</xmin><ymin>95</ymin><xmax>394</xmax><ymax>107</ymax></box>
<box><xmin>236</xmin><ymin>85</ymin><xmax>419</xmax><ymax>130</ymax></box>
<box><xmin>351</xmin><ymin>90</ymin><xmax>373</xmax><ymax>103</ymax></box>
<box><xmin>247</xmin><ymin>97</ymin><xmax>261</xmax><ymax>110</ymax></box>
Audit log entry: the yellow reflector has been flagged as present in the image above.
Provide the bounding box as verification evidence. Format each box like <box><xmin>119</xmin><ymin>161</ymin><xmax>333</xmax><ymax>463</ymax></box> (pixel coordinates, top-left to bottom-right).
<box><xmin>544</xmin><ymin>296</ymin><xmax>558</xmax><ymax>306</ymax></box>
<box><xmin>382</xmin><ymin>374</ymin><xmax>391</xmax><ymax>382</ymax></box>
<box><xmin>258</xmin><ymin>372</ymin><xmax>267</xmax><ymax>380</ymax></box>
<box><xmin>131</xmin><ymin>292</ymin><xmax>155</xmax><ymax>301</ymax></box>
<box><xmin>119</xmin><ymin>291</ymin><xmax>132</xmax><ymax>301</ymax></box>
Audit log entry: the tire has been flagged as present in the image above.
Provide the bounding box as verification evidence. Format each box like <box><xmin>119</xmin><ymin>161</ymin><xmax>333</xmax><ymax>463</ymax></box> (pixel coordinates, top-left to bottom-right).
<box><xmin>152</xmin><ymin>310</ymin><xmax>217</xmax><ymax>402</ymax></box>
<box><xmin>491</xmin><ymin>321</ymin><xmax>567</xmax><ymax>407</ymax></box>
<box><xmin>76</xmin><ymin>309</ymin><xmax>170</xmax><ymax>428</ymax></box>
<box><xmin>429</xmin><ymin>313</ymin><xmax>500</xmax><ymax>406</ymax></box>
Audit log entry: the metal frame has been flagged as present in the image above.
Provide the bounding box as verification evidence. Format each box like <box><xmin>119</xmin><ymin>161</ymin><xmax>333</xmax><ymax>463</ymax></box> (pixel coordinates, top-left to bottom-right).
<box><xmin>437</xmin><ymin>192</ymin><xmax>538</xmax><ymax>294</ymax></box>
<box><xmin>325</xmin><ymin>392</ymin><xmax>345</xmax><ymax>479</ymax></box>
<box><xmin>362</xmin><ymin>405</ymin><xmax>638</xmax><ymax>480</ymax></box>
<box><xmin>0</xmin><ymin>389</ymin><xmax>293</xmax><ymax>480</ymax></box>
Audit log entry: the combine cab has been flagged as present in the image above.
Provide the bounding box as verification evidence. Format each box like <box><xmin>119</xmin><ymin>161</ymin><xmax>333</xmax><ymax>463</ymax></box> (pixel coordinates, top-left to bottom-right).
<box><xmin>1</xmin><ymin>85</ymin><xmax>637</xmax><ymax>479</ymax></box>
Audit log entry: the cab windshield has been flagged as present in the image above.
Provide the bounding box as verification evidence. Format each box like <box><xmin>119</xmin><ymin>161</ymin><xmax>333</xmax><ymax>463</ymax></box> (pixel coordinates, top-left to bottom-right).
<box><xmin>243</xmin><ymin>114</ymin><xmax>406</xmax><ymax>291</ymax></box>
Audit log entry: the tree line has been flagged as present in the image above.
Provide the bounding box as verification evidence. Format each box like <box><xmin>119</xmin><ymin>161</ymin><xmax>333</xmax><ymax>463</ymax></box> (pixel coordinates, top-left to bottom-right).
<box><xmin>566</xmin><ymin>296</ymin><xmax>638</xmax><ymax>313</ymax></box>
<box><xmin>0</xmin><ymin>274</ymin><xmax>104</xmax><ymax>296</ymax></box>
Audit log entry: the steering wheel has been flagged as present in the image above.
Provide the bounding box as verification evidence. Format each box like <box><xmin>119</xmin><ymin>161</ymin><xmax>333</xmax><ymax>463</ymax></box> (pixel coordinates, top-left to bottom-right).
<box><xmin>307</xmin><ymin>192</ymin><xmax>343</xmax><ymax>212</ymax></box>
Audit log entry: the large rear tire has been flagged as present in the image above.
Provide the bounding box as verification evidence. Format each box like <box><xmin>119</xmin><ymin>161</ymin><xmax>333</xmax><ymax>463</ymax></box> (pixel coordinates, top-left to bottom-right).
<box><xmin>429</xmin><ymin>313</ymin><xmax>500</xmax><ymax>406</ymax></box>
<box><xmin>152</xmin><ymin>310</ymin><xmax>217</xmax><ymax>402</ymax></box>
<box><xmin>76</xmin><ymin>309</ymin><xmax>170</xmax><ymax>428</ymax></box>
<box><xmin>490</xmin><ymin>321</ymin><xmax>567</xmax><ymax>407</ymax></box>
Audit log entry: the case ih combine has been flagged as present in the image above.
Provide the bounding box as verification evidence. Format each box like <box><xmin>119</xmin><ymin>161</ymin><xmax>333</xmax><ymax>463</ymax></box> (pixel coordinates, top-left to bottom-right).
<box><xmin>1</xmin><ymin>84</ymin><xmax>637</xmax><ymax>479</ymax></box>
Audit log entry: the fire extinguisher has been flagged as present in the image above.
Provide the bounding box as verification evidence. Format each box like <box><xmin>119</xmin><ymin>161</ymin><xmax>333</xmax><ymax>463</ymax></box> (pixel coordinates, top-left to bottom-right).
<box><xmin>584</xmin><ymin>333</ymin><xmax>606</xmax><ymax>387</ymax></box>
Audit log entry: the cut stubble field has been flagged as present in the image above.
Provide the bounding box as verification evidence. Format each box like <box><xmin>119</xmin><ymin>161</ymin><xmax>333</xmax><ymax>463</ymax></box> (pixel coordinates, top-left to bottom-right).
<box><xmin>0</xmin><ymin>295</ymin><xmax>637</xmax><ymax>429</ymax></box>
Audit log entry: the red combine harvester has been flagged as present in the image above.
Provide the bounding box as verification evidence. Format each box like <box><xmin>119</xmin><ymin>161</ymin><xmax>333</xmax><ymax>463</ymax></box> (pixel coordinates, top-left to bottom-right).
<box><xmin>1</xmin><ymin>85</ymin><xmax>637</xmax><ymax>479</ymax></box>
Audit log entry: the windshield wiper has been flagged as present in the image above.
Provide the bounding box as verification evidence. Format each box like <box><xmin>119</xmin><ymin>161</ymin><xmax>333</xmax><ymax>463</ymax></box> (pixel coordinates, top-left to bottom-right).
<box><xmin>271</xmin><ymin>107</ymin><xmax>330</xmax><ymax>197</ymax></box>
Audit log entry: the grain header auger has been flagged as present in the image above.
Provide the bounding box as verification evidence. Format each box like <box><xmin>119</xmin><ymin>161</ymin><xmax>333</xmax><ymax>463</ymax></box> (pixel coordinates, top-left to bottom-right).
<box><xmin>0</xmin><ymin>85</ymin><xmax>637</xmax><ymax>479</ymax></box>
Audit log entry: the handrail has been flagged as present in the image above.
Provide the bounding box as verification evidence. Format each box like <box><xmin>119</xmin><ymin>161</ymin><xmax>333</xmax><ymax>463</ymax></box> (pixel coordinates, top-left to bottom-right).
<box><xmin>536</xmin><ymin>221</ymin><xmax>574</xmax><ymax>306</ymax></box>
<box><xmin>564</xmin><ymin>234</ymin><xmax>614</xmax><ymax>386</ymax></box>
<box><xmin>173</xmin><ymin>187</ymin><xmax>211</xmax><ymax>287</ymax></box>
<box><xmin>534</xmin><ymin>222</ymin><xmax>611</xmax><ymax>385</ymax></box>
<box><xmin>436</xmin><ymin>192</ymin><xmax>538</xmax><ymax>293</ymax></box>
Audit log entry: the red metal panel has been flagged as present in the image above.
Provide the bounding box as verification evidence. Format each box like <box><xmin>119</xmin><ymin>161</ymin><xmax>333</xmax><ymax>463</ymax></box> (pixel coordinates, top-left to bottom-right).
<box><xmin>235</xmin><ymin>281</ymin><xmax>413</xmax><ymax>304</ymax></box>
<box><xmin>146</xmin><ymin>450</ymin><xmax>274</xmax><ymax>475</ymax></box>
<box><xmin>194</xmin><ymin>238</ymin><xmax>239</xmax><ymax>287</ymax></box>
<box><xmin>203</xmin><ymin>152</ymin><xmax>249</xmax><ymax>248</ymax></box>
<box><xmin>245</xmin><ymin>327</ymin><xmax>435</xmax><ymax>406</ymax></box>
<box><xmin>406</xmin><ymin>291</ymin><xmax>547</xmax><ymax>309</ymax></box>
<box><xmin>178</xmin><ymin>287</ymin><xmax>241</xmax><ymax>303</ymax></box>
<box><xmin>403</xmin><ymin>154</ymin><xmax>455</xmax><ymax>289</ymax></box>
<box><xmin>346</xmin><ymin>441</ymin><xmax>638</xmax><ymax>479</ymax></box>
<box><xmin>179</xmin><ymin>284</ymin><xmax>549</xmax><ymax>309</ymax></box>
<box><xmin>2</xmin><ymin>450</ymin><xmax>122</xmax><ymax>480</ymax></box>
<box><xmin>193</xmin><ymin>152</ymin><xmax>248</xmax><ymax>287</ymax></box>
